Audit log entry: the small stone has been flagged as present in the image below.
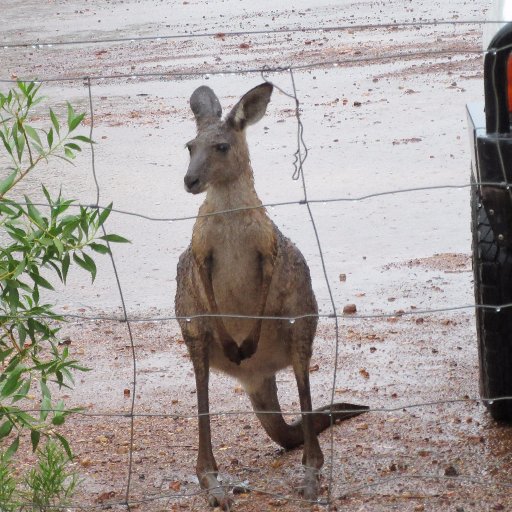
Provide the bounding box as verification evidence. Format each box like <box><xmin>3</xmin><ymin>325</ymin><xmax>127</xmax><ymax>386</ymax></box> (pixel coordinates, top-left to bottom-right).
<box><xmin>359</xmin><ymin>368</ymin><xmax>370</xmax><ymax>379</ymax></box>
<box><xmin>444</xmin><ymin>465</ymin><xmax>458</xmax><ymax>476</ymax></box>
<box><xmin>343</xmin><ymin>304</ymin><xmax>357</xmax><ymax>314</ymax></box>
<box><xmin>80</xmin><ymin>457</ymin><xmax>92</xmax><ymax>467</ymax></box>
<box><xmin>268</xmin><ymin>498</ymin><xmax>287</xmax><ymax>506</ymax></box>
<box><xmin>233</xmin><ymin>484</ymin><xmax>250</xmax><ymax>495</ymax></box>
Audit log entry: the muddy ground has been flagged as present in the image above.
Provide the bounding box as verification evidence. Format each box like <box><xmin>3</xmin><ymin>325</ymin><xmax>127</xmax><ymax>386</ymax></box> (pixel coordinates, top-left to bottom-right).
<box><xmin>3</xmin><ymin>0</ymin><xmax>512</xmax><ymax>511</ymax></box>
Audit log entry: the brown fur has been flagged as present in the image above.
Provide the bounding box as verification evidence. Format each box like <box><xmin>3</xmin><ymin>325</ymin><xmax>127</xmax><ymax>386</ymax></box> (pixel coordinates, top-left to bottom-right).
<box><xmin>174</xmin><ymin>83</ymin><xmax>367</xmax><ymax>510</ymax></box>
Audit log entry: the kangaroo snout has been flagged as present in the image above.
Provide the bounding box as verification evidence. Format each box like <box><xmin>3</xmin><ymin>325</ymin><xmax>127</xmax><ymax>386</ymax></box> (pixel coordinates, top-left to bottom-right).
<box><xmin>184</xmin><ymin>172</ymin><xmax>202</xmax><ymax>194</ymax></box>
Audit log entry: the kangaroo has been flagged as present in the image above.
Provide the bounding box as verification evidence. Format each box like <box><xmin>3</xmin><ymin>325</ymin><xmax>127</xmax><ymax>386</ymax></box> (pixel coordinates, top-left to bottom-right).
<box><xmin>175</xmin><ymin>82</ymin><xmax>367</xmax><ymax>510</ymax></box>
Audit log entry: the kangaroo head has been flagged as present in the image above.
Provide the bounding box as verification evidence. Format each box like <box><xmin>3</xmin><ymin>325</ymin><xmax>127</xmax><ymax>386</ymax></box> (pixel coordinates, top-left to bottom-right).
<box><xmin>184</xmin><ymin>82</ymin><xmax>273</xmax><ymax>194</ymax></box>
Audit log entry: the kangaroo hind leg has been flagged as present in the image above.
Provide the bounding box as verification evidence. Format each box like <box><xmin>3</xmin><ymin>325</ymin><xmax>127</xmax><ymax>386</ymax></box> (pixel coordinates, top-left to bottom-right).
<box><xmin>186</xmin><ymin>332</ymin><xmax>233</xmax><ymax>511</ymax></box>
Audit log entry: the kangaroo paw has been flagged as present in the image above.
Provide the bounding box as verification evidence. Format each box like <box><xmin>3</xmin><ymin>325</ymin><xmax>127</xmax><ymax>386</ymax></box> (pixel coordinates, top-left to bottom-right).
<box><xmin>238</xmin><ymin>337</ymin><xmax>258</xmax><ymax>361</ymax></box>
<box><xmin>222</xmin><ymin>340</ymin><xmax>242</xmax><ymax>365</ymax></box>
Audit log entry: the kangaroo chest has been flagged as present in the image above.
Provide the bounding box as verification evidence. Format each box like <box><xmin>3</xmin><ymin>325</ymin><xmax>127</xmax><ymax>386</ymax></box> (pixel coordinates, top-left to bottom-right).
<box><xmin>193</xmin><ymin>212</ymin><xmax>275</xmax><ymax>342</ymax></box>
<box><xmin>209</xmin><ymin>218</ymin><xmax>264</xmax><ymax>316</ymax></box>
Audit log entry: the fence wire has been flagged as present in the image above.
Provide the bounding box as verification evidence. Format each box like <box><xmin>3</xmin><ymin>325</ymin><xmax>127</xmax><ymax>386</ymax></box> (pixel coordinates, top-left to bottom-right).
<box><xmin>0</xmin><ymin>47</ymin><xmax>485</xmax><ymax>84</ymax></box>
<box><xmin>1</xmin><ymin>16</ymin><xmax>512</xmax><ymax>511</ymax></box>
<box><xmin>0</xmin><ymin>18</ymin><xmax>509</xmax><ymax>50</ymax></box>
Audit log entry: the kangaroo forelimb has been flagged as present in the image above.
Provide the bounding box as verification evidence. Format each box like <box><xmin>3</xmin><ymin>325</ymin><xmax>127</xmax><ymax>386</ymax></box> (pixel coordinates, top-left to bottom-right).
<box><xmin>197</xmin><ymin>256</ymin><xmax>243</xmax><ymax>364</ymax></box>
<box><xmin>237</xmin><ymin>248</ymin><xmax>277</xmax><ymax>361</ymax></box>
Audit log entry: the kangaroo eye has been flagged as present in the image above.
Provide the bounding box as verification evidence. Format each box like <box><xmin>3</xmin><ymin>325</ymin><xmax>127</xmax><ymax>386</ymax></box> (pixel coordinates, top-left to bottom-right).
<box><xmin>215</xmin><ymin>143</ymin><xmax>230</xmax><ymax>153</ymax></box>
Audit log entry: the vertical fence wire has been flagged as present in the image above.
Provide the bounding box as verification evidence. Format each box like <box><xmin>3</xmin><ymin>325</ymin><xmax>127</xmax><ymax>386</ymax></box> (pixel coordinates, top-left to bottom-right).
<box><xmin>85</xmin><ymin>77</ymin><xmax>138</xmax><ymax>510</ymax></box>
<box><xmin>287</xmin><ymin>67</ymin><xmax>343</xmax><ymax>507</ymax></box>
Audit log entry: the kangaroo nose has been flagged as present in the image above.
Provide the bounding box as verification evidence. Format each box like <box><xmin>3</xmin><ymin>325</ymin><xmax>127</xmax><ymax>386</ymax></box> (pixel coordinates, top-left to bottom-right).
<box><xmin>184</xmin><ymin>174</ymin><xmax>200</xmax><ymax>193</ymax></box>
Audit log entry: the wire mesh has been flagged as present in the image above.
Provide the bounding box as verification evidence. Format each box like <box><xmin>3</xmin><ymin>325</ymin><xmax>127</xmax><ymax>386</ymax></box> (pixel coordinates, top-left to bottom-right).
<box><xmin>1</xmin><ymin>16</ymin><xmax>512</xmax><ymax>511</ymax></box>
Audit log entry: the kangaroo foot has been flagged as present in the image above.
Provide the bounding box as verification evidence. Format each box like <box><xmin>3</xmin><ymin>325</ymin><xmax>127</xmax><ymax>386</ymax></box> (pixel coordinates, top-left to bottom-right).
<box><xmin>298</xmin><ymin>467</ymin><xmax>320</xmax><ymax>502</ymax></box>
<box><xmin>200</xmin><ymin>473</ymin><xmax>233</xmax><ymax>511</ymax></box>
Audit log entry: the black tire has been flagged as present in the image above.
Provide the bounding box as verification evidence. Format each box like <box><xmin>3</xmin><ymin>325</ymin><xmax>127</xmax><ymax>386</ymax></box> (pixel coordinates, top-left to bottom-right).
<box><xmin>471</xmin><ymin>174</ymin><xmax>512</xmax><ymax>422</ymax></box>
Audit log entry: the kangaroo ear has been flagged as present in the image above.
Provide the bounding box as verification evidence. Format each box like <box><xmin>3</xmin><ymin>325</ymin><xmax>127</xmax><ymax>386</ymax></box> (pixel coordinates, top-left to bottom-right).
<box><xmin>226</xmin><ymin>82</ymin><xmax>273</xmax><ymax>131</ymax></box>
<box><xmin>190</xmin><ymin>86</ymin><xmax>222</xmax><ymax>128</ymax></box>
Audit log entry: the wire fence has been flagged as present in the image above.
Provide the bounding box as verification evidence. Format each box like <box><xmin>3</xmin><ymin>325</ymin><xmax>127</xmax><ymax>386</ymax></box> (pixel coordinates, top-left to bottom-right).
<box><xmin>2</xmin><ymin>15</ymin><xmax>512</xmax><ymax>511</ymax></box>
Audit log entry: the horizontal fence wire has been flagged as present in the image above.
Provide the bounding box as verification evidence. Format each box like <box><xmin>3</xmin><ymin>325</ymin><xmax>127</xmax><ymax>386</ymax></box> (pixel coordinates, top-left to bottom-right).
<box><xmin>1</xmin><ymin>16</ymin><xmax>512</xmax><ymax>511</ymax></box>
<box><xmin>0</xmin><ymin>18</ymin><xmax>509</xmax><ymax>49</ymax></box>
<box><xmin>6</xmin><ymin>472</ymin><xmax>512</xmax><ymax>511</ymax></box>
<box><xmin>0</xmin><ymin>47</ymin><xmax>486</xmax><ymax>83</ymax></box>
<box><xmin>6</xmin><ymin>396</ymin><xmax>512</xmax><ymax>419</ymax></box>
<box><xmin>0</xmin><ymin>302</ymin><xmax>509</xmax><ymax>323</ymax></box>
<box><xmin>6</xmin><ymin>181</ymin><xmax>511</xmax><ymax>222</ymax></box>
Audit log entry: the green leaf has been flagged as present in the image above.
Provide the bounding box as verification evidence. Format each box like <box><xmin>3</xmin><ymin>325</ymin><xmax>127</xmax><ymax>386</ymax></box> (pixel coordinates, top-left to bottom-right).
<box><xmin>12</xmin><ymin>378</ymin><xmax>30</xmax><ymax>403</ymax></box>
<box><xmin>64</xmin><ymin>142</ymin><xmax>81</xmax><ymax>152</ymax></box>
<box><xmin>12</xmin><ymin>258</ymin><xmax>26</xmax><ymax>279</ymax></box>
<box><xmin>62</xmin><ymin>253</ymin><xmax>70</xmax><ymax>283</ymax></box>
<box><xmin>54</xmin><ymin>238</ymin><xmax>64</xmax><ymax>257</ymax></box>
<box><xmin>64</xmin><ymin>147</ymin><xmax>74</xmax><ymax>160</ymax></box>
<box><xmin>99</xmin><ymin>234</ymin><xmax>130</xmax><ymax>244</ymax></box>
<box><xmin>50</xmin><ymin>108</ymin><xmax>60</xmax><ymax>135</ymax></box>
<box><xmin>0</xmin><ymin>366</ymin><xmax>25</xmax><ymax>398</ymax></box>
<box><xmin>54</xmin><ymin>433</ymin><xmax>72</xmax><ymax>459</ymax></box>
<box><xmin>40</xmin><ymin>380</ymin><xmax>51</xmax><ymax>399</ymax></box>
<box><xmin>4</xmin><ymin>281</ymin><xmax>19</xmax><ymax>310</ymax></box>
<box><xmin>73</xmin><ymin>252</ymin><xmax>96</xmax><ymax>281</ymax></box>
<box><xmin>52</xmin><ymin>414</ymin><xmax>65</xmax><ymax>426</ymax></box>
<box><xmin>13</xmin><ymin>129</ymin><xmax>25</xmax><ymax>162</ymax></box>
<box><xmin>30</xmin><ymin>430</ymin><xmax>41</xmax><ymax>452</ymax></box>
<box><xmin>47</xmin><ymin>127</ymin><xmax>54</xmax><ymax>148</ymax></box>
<box><xmin>89</xmin><ymin>243</ymin><xmax>110</xmax><ymax>255</ymax></box>
<box><xmin>40</xmin><ymin>395</ymin><xmax>51</xmax><ymax>421</ymax></box>
<box><xmin>66</xmin><ymin>103</ymin><xmax>75</xmax><ymax>129</ymax></box>
<box><xmin>30</xmin><ymin>272</ymin><xmax>54</xmax><ymax>290</ymax></box>
<box><xmin>0</xmin><ymin>131</ymin><xmax>13</xmax><ymax>156</ymax></box>
<box><xmin>42</xmin><ymin>184</ymin><xmax>52</xmax><ymax>205</ymax></box>
<box><xmin>0</xmin><ymin>420</ymin><xmax>13</xmax><ymax>440</ymax></box>
<box><xmin>98</xmin><ymin>203</ymin><xmax>112</xmax><ymax>227</ymax></box>
<box><xmin>0</xmin><ymin>348</ymin><xmax>14</xmax><ymax>364</ymax></box>
<box><xmin>69</xmin><ymin>113</ymin><xmax>85</xmax><ymax>132</ymax></box>
<box><xmin>0</xmin><ymin>171</ymin><xmax>17</xmax><ymax>196</ymax></box>
<box><xmin>24</xmin><ymin>125</ymin><xmax>42</xmax><ymax>147</ymax></box>
<box><xmin>72</xmin><ymin>135</ymin><xmax>92</xmax><ymax>143</ymax></box>
<box><xmin>4</xmin><ymin>436</ymin><xmax>19</xmax><ymax>460</ymax></box>
<box><xmin>24</xmin><ymin>196</ymin><xmax>45</xmax><ymax>227</ymax></box>
<box><xmin>81</xmin><ymin>252</ymin><xmax>97</xmax><ymax>281</ymax></box>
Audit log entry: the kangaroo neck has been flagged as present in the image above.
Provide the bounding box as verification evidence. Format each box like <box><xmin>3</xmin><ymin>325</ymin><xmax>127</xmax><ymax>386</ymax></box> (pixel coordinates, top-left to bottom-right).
<box><xmin>203</xmin><ymin>167</ymin><xmax>261</xmax><ymax>214</ymax></box>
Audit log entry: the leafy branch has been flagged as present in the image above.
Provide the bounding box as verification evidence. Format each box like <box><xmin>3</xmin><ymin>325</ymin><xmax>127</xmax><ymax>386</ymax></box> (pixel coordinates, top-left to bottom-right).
<box><xmin>0</xmin><ymin>81</ymin><xmax>128</xmax><ymax>507</ymax></box>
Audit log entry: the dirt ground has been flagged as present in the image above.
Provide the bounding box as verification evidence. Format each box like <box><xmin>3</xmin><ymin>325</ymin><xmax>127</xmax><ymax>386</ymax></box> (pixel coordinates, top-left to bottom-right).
<box><xmin>3</xmin><ymin>0</ymin><xmax>512</xmax><ymax>511</ymax></box>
